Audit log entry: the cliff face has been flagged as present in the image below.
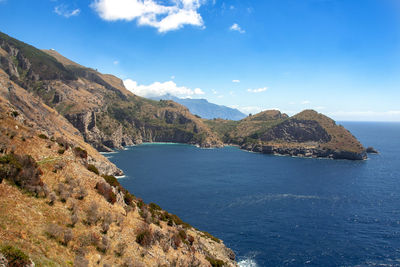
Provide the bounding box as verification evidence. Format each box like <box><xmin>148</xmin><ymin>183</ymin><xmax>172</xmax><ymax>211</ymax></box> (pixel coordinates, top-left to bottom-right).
<box><xmin>0</xmin><ymin>32</ymin><xmax>222</xmax><ymax>152</ymax></box>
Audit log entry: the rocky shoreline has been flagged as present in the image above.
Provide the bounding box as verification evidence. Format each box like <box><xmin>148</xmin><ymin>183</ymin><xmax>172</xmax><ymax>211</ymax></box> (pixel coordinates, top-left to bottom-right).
<box><xmin>240</xmin><ymin>143</ymin><xmax>367</xmax><ymax>160</ymax></box>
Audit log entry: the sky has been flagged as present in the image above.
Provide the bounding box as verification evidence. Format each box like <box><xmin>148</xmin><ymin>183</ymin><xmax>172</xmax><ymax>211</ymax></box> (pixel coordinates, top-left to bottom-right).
<box><xmin>0</xmin><ymin>0</ymin><xmax>400</xmax><ymax>121</ymax></box>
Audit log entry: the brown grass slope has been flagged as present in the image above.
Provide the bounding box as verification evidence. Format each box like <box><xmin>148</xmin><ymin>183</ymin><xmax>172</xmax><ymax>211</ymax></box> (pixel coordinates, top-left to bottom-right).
<box><xmin>0</xmin><ymin>65</ymin><xmax>236</xmax><ymax>266</ymax></box>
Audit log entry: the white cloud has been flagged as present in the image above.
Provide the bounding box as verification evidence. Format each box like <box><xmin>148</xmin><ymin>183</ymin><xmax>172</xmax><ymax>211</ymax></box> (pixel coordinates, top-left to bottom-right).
<box><xmin>170</xmin><ymin>75</ymin><xmax>175</xmax><ymax>79</ymax></box>
<box><xmin>123</xmin><ymin>79</ymin><xmax>205</xmax><ymax>98</ymax></box>
<box><xmin>247</xmin><ymin>87</ymin><xmax>267</xmax><ymax>93</ymax></box>
<box><xmin>54</xmin><ymin>5</ymin><xmax>80</xmax><ymax>18</ymax></box>
<box><xmin>91</xmin><ymin>0</ymin><xmax>204</xmax><ymax>33</ymax></box>
<box><xmin>301</xmin><ymin>100</ymin><xmax>311</xmax><ymax>105</ymax></box>
<box><xmin>232</xmin><ymin>79</ymin><xmax>240</xmax><ymax>83</ymax></box>
<box><xmin>238</xmin><ymin>106</ymin><xmax>265</xmax><ymax>114</ymax></box>
<box><xmin>230</xmin><ymin>23</ymin><xmax>245</xmax><ymax>33</ymax></box>
<box><xmin>211</xmin><ymin>89</ymin><xmax>217</xmax><ymax>94</ymax></box>
<box><xmin>113</xmin><ymin>60</ymin><xmax>119</xmax><ymax>65</ymax></box>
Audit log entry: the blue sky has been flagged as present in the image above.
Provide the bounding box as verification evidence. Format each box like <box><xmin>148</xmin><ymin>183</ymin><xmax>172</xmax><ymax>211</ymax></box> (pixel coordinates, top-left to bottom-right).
<box><xmin>1</xmin><ymin>0</ymin><xmax>400</xmax><ymax>121</ymax></box>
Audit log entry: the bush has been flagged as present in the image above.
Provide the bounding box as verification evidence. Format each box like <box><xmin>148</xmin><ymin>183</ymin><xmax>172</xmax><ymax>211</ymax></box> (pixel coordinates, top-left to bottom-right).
<box><xmin>86</xmin><ymin>202</ymin><xmax>100</xmax><ymax>225</ymax></box>
<box><xmin>136</xmin><ymin>199</ymin><xmax>144</xmax><ymax>209</ymax></box>
<box><xmin>76</xmin><ymin>186</ymin><xmax>88</xmax><ymax>200</ymax></box>
<box><xmin>74</xmin><ymin>147</ymin><xmax>88</xmax><ymax>159</ymax></box>
<box><xmin>149</xmin><ymin>202</ymin><xmax>161</xmax><ymax>211</ymax></box>
<box><xmin>46</xmin><ymin>223</ymin><xmax>63</xmax><ymax>241</ymax></box>
<box><xmin>38</xmin><ymin>134</ymin><xmax>48</xmax><ymax>139</ymax></box>
<box><xmin>171</xmin><ymin>234</ymin><xmax>181</xmax><ymax>249</ymax></box>
<box><xmin>63</xmin><ymin>229</ymin><xmax>73</xmax><ymax>246</ymax></box>
<box><xmin>56</xmin><ymin>137</ymin><xmax>70</xmax><ymax>150</ymax></box>
<box><xmin>74</xmin><ymin>255</ymin><xmax>89</xmax><ymax>267</ymax></box>
<box><xmin>0</xmin><ymin>153</ymin><xmax>44</xmax><ymax>195</ymax></box>
<box><xmin>87</xmin><ymin>164</ymin><xmax>99</xmax><ymax>175</ymax></box>
<box><xmin>0</xmin><ymin>245</ymin><xmax>30</xmax><ymax>267</ymax></box>
<box><xmin>124</xmin><ymin>205</ymin><xmax>133</xmax><ymax>216</ymax></box>
<box><xmin>115</xmin><ymin>242</ymin><xmax>127</xmax><ymax>257</ymax></box>
<box><xmin>95</xmin><ymin>181</ymin><xmax>116</xmax><ymax>204</ymax></box>
<box><xmin>97</xmin><ymin>235</ymin><xmax>109</xmax><ymax>253</ymax></box>
<box><xmin>58</xmin><ymin>149</ymin><xmax>65</xmax><ymax>154</ymax></box>
<box><xmin>135</xmin><ymin>225</ymin><xmax>153</xmax><ymax>247</ymax></box>
<box><xmin>71</xmin><ymin>212</ymin><xmax>79</xmax><ymax>227</ymax></box>
<box><xmin>205</xmin><ymin>256</ymin><xmax>225</xmax><ymax>267</ymax></box>
<box><xmin>101</xmin><ymin>175</ymin><xmax>119</xmax><ymax>187</ymax></box>
<box><xmin>123</xmin><ymin>191</ymin><xmax>135</xmax><ymax>206</ymax></box>
<box><xmin>48</xmin><ymin>191</ymin><xmax>56</xmax><ymax>205</ymax></box>
<box><xmin>60</xmin><ymin>189</ymin><xmax>70</xmax><ymax>203</ymax></box>
<box><xmin>178</xmin><ymin>229</ymin><xmax>187</xmax><ymax>241</ymax></box>
<box><xmin>101</xmin><ymin>221</ymin><xmax>110</xmax><ymax>234</ymax></box>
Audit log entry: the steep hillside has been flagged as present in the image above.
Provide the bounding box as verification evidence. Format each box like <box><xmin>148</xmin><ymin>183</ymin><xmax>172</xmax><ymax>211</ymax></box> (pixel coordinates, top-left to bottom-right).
<box><xmin>151</xmin><ymin>94</ymin><xmax>246</xmax><ymax>120</ymax></box>
<box><xmin>0</xmin><ymin>32</ymin><xmax>222</xmax><ymax>151</ymax></box>
<box><xmin>0</xmin><ymin>60</ymin><xmax>236</xmax><ymax>266</ymax></box>
<box><xmin>206</xmin><ymin>110</ymin><xmax>367</xmax><ymax>160</ymax></box>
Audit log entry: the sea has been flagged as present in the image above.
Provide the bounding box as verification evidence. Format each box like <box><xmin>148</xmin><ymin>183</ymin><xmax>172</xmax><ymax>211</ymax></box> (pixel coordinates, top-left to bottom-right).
<box><xmin>104</xmin><ymin>122</ymin><xmax>400</xmax><ymax>267</ymax></box>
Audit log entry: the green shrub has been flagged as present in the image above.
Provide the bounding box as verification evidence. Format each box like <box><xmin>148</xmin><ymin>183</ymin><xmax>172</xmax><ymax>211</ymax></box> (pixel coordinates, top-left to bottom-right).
<box><xmin>149</xmin><ymin>202</ymin><xmax>161</xmax><ymax>211</ymax></box>
<box><xmin>38</xmin><ymin>134</ymin><xmax>48</xmax><ymax>139</ymax></box>
<box><xmin>74</xmin><ymin>147</ymin><xmax>87</xmax><ymax>159</ymax></box>
<box><xmin>178</xmin><ymin>229</ymin><xmax>187</xmax><ymax>240</ymax></box>
<box><xmin>87</xmin><ymin>164</ymin><xmax>99</xmax><ymax>175</ymax></box>
<box><xmin>58</xmin><ymin>149</ymin><xmax>65</xmax><ymax>154</ymax></box>
<box><xmin>0</xmin><ymin>245</ymin><xmax>30</xmax><ymax>266</ymax></box>
<box><xmin>135</xmin><ymin>227</ymin><xmax>153</xmax><ymax>247</ymax></box>
<box><xmin>206</xmin><ymin>256</ymin><xmax>225</xmax><ymax>267</ymax></box>
<box><xmin>101</xmin><ymin>175</ymin><xmax>119</xmax><ymax>187</ymax></box>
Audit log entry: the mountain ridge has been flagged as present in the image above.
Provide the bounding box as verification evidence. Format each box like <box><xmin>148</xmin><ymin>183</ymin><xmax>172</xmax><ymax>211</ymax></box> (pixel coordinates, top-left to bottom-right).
<box><xmin>150</xmin><ymin>94</ymin><xmax>247</xmax><ymax>120</ymax></box>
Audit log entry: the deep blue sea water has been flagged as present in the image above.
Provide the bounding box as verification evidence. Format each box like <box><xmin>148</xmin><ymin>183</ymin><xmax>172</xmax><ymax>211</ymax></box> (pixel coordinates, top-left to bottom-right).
<box><xmin>105</xmin><ymin>122</ymin><xmax>400</xmax><ymax>267</ymax></box>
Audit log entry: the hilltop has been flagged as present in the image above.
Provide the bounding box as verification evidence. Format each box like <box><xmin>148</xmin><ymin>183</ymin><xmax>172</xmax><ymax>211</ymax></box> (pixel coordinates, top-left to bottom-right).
<box><xmin>205</xmin><ymin>110</ymin><xmax>366</xmax><ymax>160</ymax></box>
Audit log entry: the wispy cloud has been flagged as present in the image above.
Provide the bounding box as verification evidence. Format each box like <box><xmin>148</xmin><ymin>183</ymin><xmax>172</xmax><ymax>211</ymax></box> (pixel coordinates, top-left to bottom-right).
<box><xmin>230</xmin><ymin>23</ymin><xmax>245</xmax><ymax>33</ymax></box>
<box><xmin>91</xmin><ymin>0</ymin><xmax>204</xmax><ymax>33</ymax></box>
<box><xmin>328</xmin><ymin>110</ymin><xmax>400</xmax><ymax>119</ymax></box>
<box><xmin>113</xmin><ymin>60</ymin><xmax>119</xmax><ymax>65</ymax></box>
<box><xmin>54</xmin><ymin>5</ymin><xmax>80</xmax><ymax>18</ymax></box>
<box><xmin>238</xmin><ymin>106</ymin><xmax>265</xmax><ymax>114</ymax></box>
<box><xmin>123</xmin><ymin>79</ymin><xmax>204</xmax><ymax>98</ymax></box>
<box><xmin>301</xmin><ymin>100</ymin><xmax>311</xmax><ymax>105</ymax></box>
<box><xmin>232</xmin><ymin>79</ymin><xmax>240</xmax><ymax>83</ymax></box>
<box><xmin>247</xmin><ymin>87</ymin><xmax>268</xmax><ymax>93</ymax></box>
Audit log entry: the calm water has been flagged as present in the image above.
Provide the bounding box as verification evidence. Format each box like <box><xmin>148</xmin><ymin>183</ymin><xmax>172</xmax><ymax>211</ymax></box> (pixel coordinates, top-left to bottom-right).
<box><xmin>106</xmin><ymin>122</ymin><xmax>400</xmax><ymax>267</ymax></box>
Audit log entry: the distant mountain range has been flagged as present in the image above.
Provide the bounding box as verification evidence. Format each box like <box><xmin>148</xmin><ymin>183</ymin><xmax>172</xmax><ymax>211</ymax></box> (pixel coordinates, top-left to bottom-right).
<box><xmin>150</xmin><ymin>94</ymin><xmax>247</xmax><ymax>120</ymax></box>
